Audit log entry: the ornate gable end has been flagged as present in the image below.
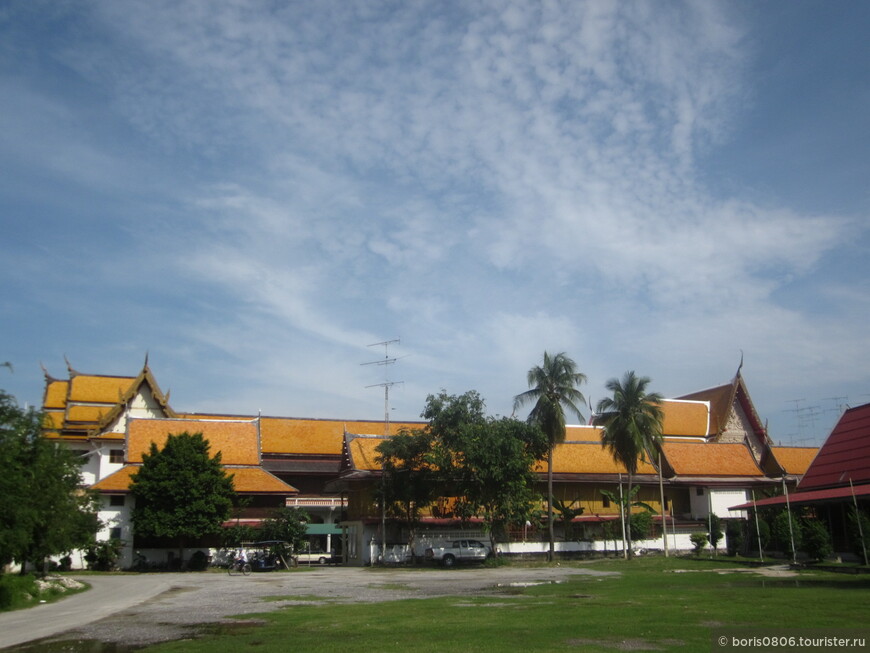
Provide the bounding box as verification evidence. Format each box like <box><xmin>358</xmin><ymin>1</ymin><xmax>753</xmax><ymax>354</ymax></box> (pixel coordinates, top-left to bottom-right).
<box><xmin>95</xmin><ymin>361</ymin><xmax>176</xmax><ymax>436</ymax></box>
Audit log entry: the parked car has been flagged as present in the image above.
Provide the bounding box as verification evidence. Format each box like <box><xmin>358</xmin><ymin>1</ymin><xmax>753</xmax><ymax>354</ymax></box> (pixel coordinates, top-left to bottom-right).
<box><xmin>294</xmin><ymin>546</ymin><xmax>336</xmax><ymax>565</ymax></box>
<box><xmin>424</xmin><ymin>539</ymin><xmax>492</xmax><ymax>567</ymax></box>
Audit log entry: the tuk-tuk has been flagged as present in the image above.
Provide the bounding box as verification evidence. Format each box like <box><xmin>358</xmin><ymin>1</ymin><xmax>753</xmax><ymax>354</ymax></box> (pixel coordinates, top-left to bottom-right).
<box><xmin>245</xmin><ymin>540</ymin><xmax>291</xmax><ymax>572</ymax></box>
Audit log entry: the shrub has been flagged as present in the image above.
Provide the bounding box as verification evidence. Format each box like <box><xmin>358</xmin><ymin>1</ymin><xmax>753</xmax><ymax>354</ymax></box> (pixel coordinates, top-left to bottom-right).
<box><xmin>848</xmin><ymin>508</ymin><xmax>870</xmax><ymax>563</ymax></box>
<box><xmin>801</xmin><ymin>519</ymin><xmax>833</xmax><ymax>562</ymax></box>
<box><xmin>630</xmin><ymin>511</ymin><xmax>654</xmax><ymax>542</ymax></box>
<box><xmin>690</xmin><ymin>532</ymin><xmax>708</xmax><ymax>556</ymax></box>
<box><xmin>771</xmin><ymin>510</ymin><xmax>802</xmax><ymax>557</ymax></box>
<box><xmin>188</xmin><ymin>549</ymin><xmax>209</xmax><ymax>571</ymax></box>
<box><xmin>708</xmin><ymin>514</ymin><xmax>723</xmax><ymax>554</ymax></box>
<box><xmin>85</xmin><ymin>539</ymin><xmax>123</xmax><ymax>571</ymax></box>
<box><xmin>0</xmin><ymin>575</ymin><xmax>36</xmax><ymax>612</ymax></box>
<box><xmin>726</xmin><ymin>520</ymin><xmax>744</xmax><ymax>557</ymax></box>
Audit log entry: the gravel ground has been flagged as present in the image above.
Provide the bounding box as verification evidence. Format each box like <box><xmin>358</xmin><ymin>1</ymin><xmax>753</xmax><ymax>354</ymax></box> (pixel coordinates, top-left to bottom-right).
<box><xmin>13</xmin><ymin>565</ymin><xmax>619</xmax><ymax>649</ymax></box>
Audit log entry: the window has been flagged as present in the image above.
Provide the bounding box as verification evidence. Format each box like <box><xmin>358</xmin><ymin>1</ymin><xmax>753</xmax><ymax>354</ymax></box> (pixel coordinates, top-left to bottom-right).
<box><xmin>663</xmin><ymin>497</ymin><xmax>669</xmax><ymax>510</ymax></box>
<box><xmin>602</xmin><ymin>495</ymin><xmax>610</xmax><ymax>508</ymax></box>
<box><xmin>109</xmin><ymin>449</ymin><xmax>124</xmax><ymax>464</ymax></box>
<box><xmin>109</xmin><ymin>495</ymin><xmax>125</xmax><ymax>507</ymax></box>
<box><xmin>110</xmin><ymin>527</ymin><xmax>122</xmax><ymax>540</ymax></box>
<box><xmin>696</xmin><ymin>487</ymin><xmax>705</xmax><ymax>496</ymax></box>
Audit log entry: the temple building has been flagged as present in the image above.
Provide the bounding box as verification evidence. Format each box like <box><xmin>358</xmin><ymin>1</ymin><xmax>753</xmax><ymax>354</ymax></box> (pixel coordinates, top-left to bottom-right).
<box><xmin>41</xmin><ymin>358</ymin><xmax>817</xmax><ymax>566</ymax></box>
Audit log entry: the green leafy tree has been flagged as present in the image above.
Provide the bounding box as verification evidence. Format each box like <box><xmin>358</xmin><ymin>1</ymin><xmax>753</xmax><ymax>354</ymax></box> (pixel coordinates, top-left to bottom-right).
<box><xmin>596</xmin><ymin>371</ymin><xmax>663</xmax><ymax>559</ymax></box>
<box><xmin>514</xmin><ymin>352</ymin><xmax>587</xmax><ymax>562</ymax></box>
<box><xmin>801</xmin><ymin>518</ymin><xmax>832</xmax><ymax>563</ymax></box>
<box><xmin>848</xmin><ymin>508</ymin><xmax>870</xmax><ymax>564</ymax></box>
<box><xmin>600</xmin><ymin>485</ymin><xmax>656</xmax><ymax>554</ymax></box>
<box><xmin>771</xmin><ymin>509</ymin><xmax>802</xmax><ymax>559</ymax></box>
<box><xmin>376</xmin><ymin>428</ymin><xmax>439</xmax><ymax>561</ymax></box>
<box><xmin>0</xmin><ymin>391</ymin><xmax>100</xmax><ymax>574</ymax></box>
<box><xmin>445</xmin><ymin>416</ymin><xmax>548</xmax><ymax>554</ymax></box>
<box><xmin>726</xmin><ymin>520</ymin><xmax>744</xmax><ymax>557</ymax></box>
<box><xmin>130</xmin><ymin>432</ymin><xmax>235</xmax><ymax>565</ymax></box>
<box><xmin>261</xmin><ymin>506</ymin><xmax>310</xmax><ymax>561</ymax></box>
<box><xmin>709</xmin><ymin>514</ymin><xmax>723</xmax><ymax>555</ymax></box>
<box><xmin>553</xmin><ymin>499</ymin><xmax>585</xmax><ymax>541</ymax></box>
<box><xmin>419</xmin><ymin>392</ymin><xmax>547</xmax><ymax>556</ymax></box>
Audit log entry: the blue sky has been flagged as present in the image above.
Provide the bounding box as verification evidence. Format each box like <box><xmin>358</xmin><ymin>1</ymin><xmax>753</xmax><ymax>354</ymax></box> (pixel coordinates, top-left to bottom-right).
<box><xmin>2</xmin><ymin>1</ymin><xmax>868</xmax><ymax>446</ymax></box>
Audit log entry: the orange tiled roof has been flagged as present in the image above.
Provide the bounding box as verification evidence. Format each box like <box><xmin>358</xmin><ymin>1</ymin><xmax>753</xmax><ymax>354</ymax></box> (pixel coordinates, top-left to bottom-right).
<box><xmin>660</xmin><ymin>399</ymin><xmax>711</xmax><ymax>437</ymax></box>
<box><xmin>347</xmin><ymin>436</ymin><xmax>387</xmax><ymax>471</ymax></box>
<box><xmin>68</xmin><ymin>375</ymin><xmax>135</xmax><ymax>404</ymax></box>
<box><xmin>541</xmin><ymin>441</ymin><xmax>658</xmax><ymax>475</ymax></box>
<box><xmin>127</xmin><ymin>418</ymin><xmax>260</xmax><ymax>465</ymax></box>
<box><xmin>66</xmin><ymin>404</ymin><xmax>113</xmax><ymax>424</ymax></box>
<box><xmin>771</xmin><ymin>447</ymin><xmax>818</xmax><ymax>476</ymax></box>
<box><xmin>261</xmin><ymin>418</ymin><xmax>423</xmax><ymax>455</ymax></box>
<box><xmin>90</xmin><ymin>464</ymin><xmax>297</xmax><ymax>494</ymax></box>
<box><xmin>662</xmin><ymin>441</ymin><xmax>764</xmax><ymax>477</ymax></box>
<box><xmin>226</xmin><ymin>466</ymin><xmax>298</xmax><ymax>493</ymax></box>
<box><xmin>43</xmin><ymin>411</ymin><xmax>65</xmax><ymax>430</ymax></box>
<box><xmin>676</xmin><ymin>382</ymin><xmax>735</xmax><ymax>435</ymax></box>
<box><xmin>43</xmin><ymin>380</ymin><xmax>69</xmax><ymax>410</ymax></box>
<box><xmin>91</xmin><ymin>465</ymin><xmax>138</xmax><ymax>492</ymax></box>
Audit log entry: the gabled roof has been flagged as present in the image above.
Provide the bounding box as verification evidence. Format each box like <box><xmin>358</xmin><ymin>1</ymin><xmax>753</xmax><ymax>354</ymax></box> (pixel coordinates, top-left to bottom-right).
<box><xmin>661</xmin><ymin>441</ymin><xmax>766</xmax><ymax>478</ymax></box>
<box><xmin>260</xmin><ymin>417</ymin><xmax>422</xmax><ymax>456</ymax></box>
<box><xmin>660</xmin><ymin>399</ymin><xmax>711</xmax><ymax>437</ymax></box>
<box><xmin>798</xmin><ymin>403</ymin><xmax>870</xmax><ymax>491</ymax></box>
<box><xmin>344</xmin><ymin>434</ymin><xmax>386</xmax><ymax>472</ymax></box>
<box><xmin>90</xmin><ymin>464</ymin><xmax>297</xmax><ymax>494</ymax></box>
<box><xmin>543</xmin><ymin>440</ymin><xmax>658</xmax><ymax>476</ymax></box>
<box><xmin>41</xmin><ymin>359</ymin><xmax>175</xmax><ymax>437</ymax></box>
<box><xmin>675</xmin><ymin>369</ymin><xmax>767</xmax><ymax>441</ymax></box>
<box><xmin>770</xmin><ymin>447</ymin><xmax>818</xmax><ymax>477</ymax></box>
<box><xmin>127</xmin><ymin>417</ymin><xmax>260</xmax><ymax>466</ymax></box>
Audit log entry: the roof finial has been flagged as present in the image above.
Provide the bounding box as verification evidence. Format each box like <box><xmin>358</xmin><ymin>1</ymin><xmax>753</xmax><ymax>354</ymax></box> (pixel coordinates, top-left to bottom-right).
<box><xmin>64</xmin><ymin>355</ymin><xmax>79</xmax><ymax>377</ymax></box>
<box><xmin>736</xmin><ymin>349</ymin><xmax>744</xmax><ymax>377</ymax></box>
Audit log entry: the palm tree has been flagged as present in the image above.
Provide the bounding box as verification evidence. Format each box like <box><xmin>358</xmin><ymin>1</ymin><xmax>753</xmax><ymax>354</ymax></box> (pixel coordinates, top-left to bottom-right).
<box><xmin>514</xmin><ymin>351</ymin><xmax>587</xmax><ymax>562</ymax></box>
<box><xmin>596</xmin><ymin>371</ymin><xmax>664</xmax><ymax>559</ymax></box>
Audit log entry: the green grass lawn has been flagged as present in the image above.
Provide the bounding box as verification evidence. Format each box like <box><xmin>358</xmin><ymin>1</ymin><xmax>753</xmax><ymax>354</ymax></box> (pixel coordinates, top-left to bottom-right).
<box><xmin>145</xmin><ymin>557</ymin><xmax>870</xmax><ymax>653</ymax></box>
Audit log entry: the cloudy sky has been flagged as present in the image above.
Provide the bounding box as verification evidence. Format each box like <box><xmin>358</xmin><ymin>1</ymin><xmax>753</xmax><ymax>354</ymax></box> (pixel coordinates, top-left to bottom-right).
<box><xmin>2</xmin><ymin>1</ymin><xmax>868</xmax><ymax>446</ymax></box>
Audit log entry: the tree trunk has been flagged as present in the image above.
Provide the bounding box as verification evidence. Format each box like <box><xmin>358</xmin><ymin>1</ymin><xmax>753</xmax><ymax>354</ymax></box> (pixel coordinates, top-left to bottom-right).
<box><xmin>548</xmin><ymin>443</ymin><xmax>555</xmax><ymax>563</ymax></box>
<box><xmin>626</xmin><ymin>472</ymin><xmax>633</xmax><ymax>560</ymax></box>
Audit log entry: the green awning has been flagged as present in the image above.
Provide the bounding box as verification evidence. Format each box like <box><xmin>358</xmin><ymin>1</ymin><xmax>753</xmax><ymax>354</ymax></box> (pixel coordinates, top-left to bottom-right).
<box><xmin>306</xmin><ymin>524</ymin><xmax>344</xmax><ymax>535</ymax></box>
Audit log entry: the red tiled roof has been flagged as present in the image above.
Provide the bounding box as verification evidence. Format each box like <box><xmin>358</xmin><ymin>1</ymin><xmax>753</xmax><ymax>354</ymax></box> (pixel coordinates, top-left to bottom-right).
<box><xmin>731</xmin><ymin>483</ymin><xmax>870</xmax><ymax>510</ymax></box>
<box><xmin>798</xmin><ymin>403</ymin><xmax>870</xmax><ymax>490</ymax></box>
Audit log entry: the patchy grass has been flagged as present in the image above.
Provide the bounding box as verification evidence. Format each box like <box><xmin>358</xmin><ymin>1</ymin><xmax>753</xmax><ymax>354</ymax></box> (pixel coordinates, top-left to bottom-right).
<box><xmin>144</xmin><ymin>557</ymin><xmax>870</xmax><ymax>653</ymax></box>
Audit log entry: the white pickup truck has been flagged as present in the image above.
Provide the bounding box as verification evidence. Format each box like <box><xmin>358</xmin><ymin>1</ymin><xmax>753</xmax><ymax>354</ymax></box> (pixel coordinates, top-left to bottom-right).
<box><xmin>424</xmin><ymin>539</ymin><xmax>492</xmax><ymax>567</ymax></box>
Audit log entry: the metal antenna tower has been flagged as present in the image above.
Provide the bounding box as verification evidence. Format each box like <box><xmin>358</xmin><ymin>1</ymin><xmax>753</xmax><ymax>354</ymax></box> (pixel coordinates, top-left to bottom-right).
<box><xmin>362</xmin><ymin>339</ymin><xmax>403</xmax><ymax>436</ymax></box>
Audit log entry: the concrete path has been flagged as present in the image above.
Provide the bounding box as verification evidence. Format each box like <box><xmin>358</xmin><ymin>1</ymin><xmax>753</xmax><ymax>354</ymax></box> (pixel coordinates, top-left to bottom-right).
<box><xmin>0</xmin><ymin>575</ymin><xmax>172</xmax><ymax>650</ymax></box>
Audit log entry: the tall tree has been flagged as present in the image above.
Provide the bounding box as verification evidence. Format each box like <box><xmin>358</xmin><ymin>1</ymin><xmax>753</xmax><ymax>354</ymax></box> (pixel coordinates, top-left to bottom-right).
<box><xmin>375</xmin><ymin>428</ymin><xmax>439</xmax><ymax>561</ymax></box>
<box><xmin>130</xmin><ymin>432</ymin><xmax>235</xmax><ymax>565</ymax></box>
<box><xmin>514</xmin><ymin>351</ymin><xmax>587</xmax><ymax>562</ymax></box>
<box><xmin>446</xmin><ymin>416</ymin><xmax>548</xmax><ymax>554</ymax></box>
<box><xmin>0</xmin><ymin>390</ymin><xmax>100</xmax><ymax>573</ymax></box>
<box><xmin>596</xmin><ymin>371</ymin><xmax>664</xmax><ymax>559</ymax></box>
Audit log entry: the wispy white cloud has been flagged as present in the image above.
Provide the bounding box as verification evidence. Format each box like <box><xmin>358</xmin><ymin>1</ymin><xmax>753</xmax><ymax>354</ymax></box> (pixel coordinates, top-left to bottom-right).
<box><xmin>1</xmin><ymin>0</ymin><xmax>867</xmax><ymax>442</ymax></box>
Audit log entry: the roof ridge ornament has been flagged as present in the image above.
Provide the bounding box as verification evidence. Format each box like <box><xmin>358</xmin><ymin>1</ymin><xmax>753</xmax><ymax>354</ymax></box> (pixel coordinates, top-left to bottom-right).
<box><xmin>64</xmin><ymin>355</ymin><xmax>80</xmax><ymax>377</ymax></box>
<box><xmin>40</xmin><ymin>361</ymin><xmax>58</xmax><ymax>382</ymax></box>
